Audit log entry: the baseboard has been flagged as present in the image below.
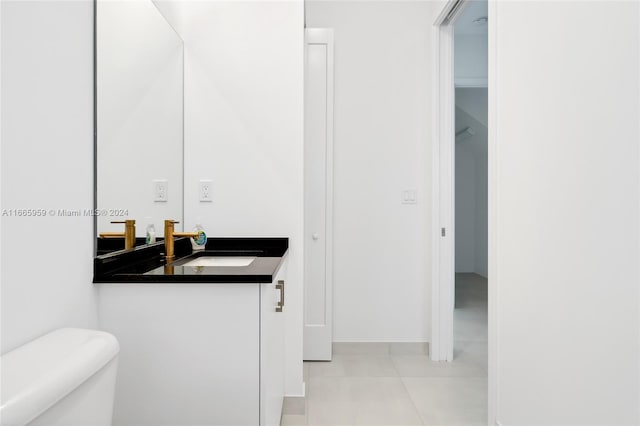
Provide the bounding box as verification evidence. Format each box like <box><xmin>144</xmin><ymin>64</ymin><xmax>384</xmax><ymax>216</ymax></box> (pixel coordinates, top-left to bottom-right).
<box><xmin>332</xmin><ymin>342</ymin><xmax>430</xmax><ymax>356</ymax></box>
<box><xmin>331</xmin><ymin>339</ymin><xmax>430</xmax><ymax>343</ymax></box>
<box><xmin>283</xmin><ymin>395</ymin><xmax>305</xmax><ymax>415</ymax></box>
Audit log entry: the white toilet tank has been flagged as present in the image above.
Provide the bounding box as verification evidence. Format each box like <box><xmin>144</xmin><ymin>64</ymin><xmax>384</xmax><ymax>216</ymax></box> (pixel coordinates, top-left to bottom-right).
<box><xmin>0</xmin><ymin>328</ymin><xmax>120</xmax><ymax>426</ymax></box>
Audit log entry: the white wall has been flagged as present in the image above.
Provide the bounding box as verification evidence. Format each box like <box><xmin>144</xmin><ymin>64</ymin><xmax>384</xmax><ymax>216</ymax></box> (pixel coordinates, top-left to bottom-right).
<box><xmin>454</xmin><ymin>117</ymin><xmax>476</xmax><ymax>272</ymax></box>
<box><xmin>97</xmin><ymin>0</ymin><xmax>183</xmax><ymax>238</ymax></box>
<box><xmin>1</xmin><ymin>1</ymin><xmax>97</xmax><ymax>353</ymax></box>
<box><xmin>306</xmin><ymin>1</ymin><xmax>431</xmax><ymax>342</ymax></box>
<box><xmin>473</xmin><ymin>124</ymin><xmax>487</xmax><ymax>278</ymax></box>
<box><xmin>455</xmin><ymin>88</ymin><xmax>488</xmax><ymax>277</ymax></box>
<box><xmin>454</xmin><ymin>34</ymin><xmax>488</xmax><ymax>87</ymax></box>
<box><xmin>456</xmin><ymin>87</ymin><xmax>488</xmax><ymax>127</ymax></box>
<box><xmin>492</xmin><ymin>1</ymin><xmax>639</xmax><ymax>424</ymax></box>
<box><xmin>155</xmin><ymin>0</ymin><xmax>305</xmax><ymax>397</ymax></box>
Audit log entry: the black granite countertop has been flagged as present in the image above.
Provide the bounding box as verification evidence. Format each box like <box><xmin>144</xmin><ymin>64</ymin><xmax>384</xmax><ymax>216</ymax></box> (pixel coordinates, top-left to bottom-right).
<box><xmin>93</xmin><ymin>237</ymin><xmax>288</xmax><ymax>284</ymax></box>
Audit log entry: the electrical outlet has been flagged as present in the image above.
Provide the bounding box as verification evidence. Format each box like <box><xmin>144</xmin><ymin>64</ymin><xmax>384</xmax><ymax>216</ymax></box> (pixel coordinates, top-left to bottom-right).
<box><xmin>154</xmin><ymin>179</ymin><xmax>168</xmax><ymax>202</ymax></box>
<box><xmin>199</xmin><ymin>180</ymin><xmax>213</xmax><ymax>202</ymax></box>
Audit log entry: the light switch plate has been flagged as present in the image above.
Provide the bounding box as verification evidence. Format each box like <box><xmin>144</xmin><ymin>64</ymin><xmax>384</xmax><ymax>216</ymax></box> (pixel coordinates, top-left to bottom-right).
<box><xmin>401</xmin><ymin>190</ymin><xmax>417</xmax><ymax>204</ymax></box>
<box><xmin>154</xmin><ymin>179</ymin><xmax>168</xmax><ymax>202</ymax></box>
<box><xmin>199</xmin><ymin>180</ymin><xmax>213</xmax><ymax>202</ymax></box>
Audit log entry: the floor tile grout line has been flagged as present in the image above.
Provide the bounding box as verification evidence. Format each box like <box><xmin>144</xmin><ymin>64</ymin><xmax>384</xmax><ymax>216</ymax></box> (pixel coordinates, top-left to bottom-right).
<box><xmin>305</xmin><ymin>374</ymin><xmax>428</xmax><ymax>426</ymax></box>
<box><xmin>389</xmin><ymin>352</ymin><xmax>404</xmax><ymax>378</ymax></box>
<box><xmin>308</xmin><ymin>355</ymin><xmax>403</xmax><ymax>379</ymax></box>
<box><xmin>305</xmin><ymin>370</ymin><xmax>311</xmax><ymax>426</ymax></box>
<box><xmin>398</xmin><ymin>376</ymin><xmax>427</xmax><ymax>426</ymax></box>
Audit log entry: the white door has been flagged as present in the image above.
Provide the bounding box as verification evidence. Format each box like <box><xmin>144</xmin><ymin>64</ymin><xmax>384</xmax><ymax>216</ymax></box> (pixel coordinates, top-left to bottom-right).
<box><xmin>304</xmin><ymin>28</ymin><xmax>334</xmax><ymax>361</ymax></box>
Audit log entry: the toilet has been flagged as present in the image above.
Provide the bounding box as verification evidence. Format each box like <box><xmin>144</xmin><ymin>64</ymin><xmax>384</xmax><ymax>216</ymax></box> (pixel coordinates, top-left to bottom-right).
<box><xmin>0</xmin><ymin>328</ymin><xmax>119</xmax><ymax>426</ymax></box>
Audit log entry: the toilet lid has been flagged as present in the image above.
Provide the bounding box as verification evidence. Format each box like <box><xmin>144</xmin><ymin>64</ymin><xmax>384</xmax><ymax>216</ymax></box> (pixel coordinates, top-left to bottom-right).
<box><xmin>0</xmin><ymin>328</ymin><xmax>119</xmax><ymax>426</ymax></box>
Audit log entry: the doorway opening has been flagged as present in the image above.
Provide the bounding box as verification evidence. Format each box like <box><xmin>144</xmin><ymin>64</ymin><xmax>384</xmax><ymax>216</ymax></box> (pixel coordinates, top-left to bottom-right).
<box><xmin>453</xmin><ymin>0</ymin><xmax>489</xmax><ymax>395</ymax></box>
<box><xmin>431</xmin><ymin>0</ymin><xmax>494</xmax><ymax>422</ymax></box>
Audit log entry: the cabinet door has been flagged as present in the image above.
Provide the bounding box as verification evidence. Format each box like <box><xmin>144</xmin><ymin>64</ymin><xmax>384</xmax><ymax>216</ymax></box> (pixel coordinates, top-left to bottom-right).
<box><xmin>98</xmin><ymin>283</ymin><xmax>260</xmax><ymax>426</ymax></box>
<box><xmin>260</xmin><ymin>263</ymin><xmax>286</xmax><ymax>426</ymax></box>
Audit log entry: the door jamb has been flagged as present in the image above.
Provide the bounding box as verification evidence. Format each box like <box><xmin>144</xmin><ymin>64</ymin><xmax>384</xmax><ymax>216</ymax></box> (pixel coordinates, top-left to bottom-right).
<box><xmin>431</xmin><ymin>0</ymin><xmax>457</xmax><ymax>365</ymax></box>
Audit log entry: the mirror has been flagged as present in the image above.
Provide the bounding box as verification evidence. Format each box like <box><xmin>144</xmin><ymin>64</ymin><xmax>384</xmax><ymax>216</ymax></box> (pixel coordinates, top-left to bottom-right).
<box><xmin>95</xmin><ymin>0</ymin><xmax>184</xmax><ymax>253</ymax></box>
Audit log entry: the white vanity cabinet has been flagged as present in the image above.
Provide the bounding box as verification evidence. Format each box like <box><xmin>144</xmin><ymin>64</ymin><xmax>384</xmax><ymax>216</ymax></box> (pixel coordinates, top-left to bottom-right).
<box><xmin>97</xmin><ymin>258</ymin><xmax>287</xmax><ymax>426</ymax></box>
<box><xmin>260</xmin><ymin>263</ymin><xmax>286</xmax><ymax>426</ymax></box>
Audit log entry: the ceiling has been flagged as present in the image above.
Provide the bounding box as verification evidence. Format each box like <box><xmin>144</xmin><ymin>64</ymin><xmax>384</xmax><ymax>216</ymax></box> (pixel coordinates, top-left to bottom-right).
<box><xmin>454</xmin><ymin>0</ymin><xmax>488</xmax><ymax>36</ymax></box>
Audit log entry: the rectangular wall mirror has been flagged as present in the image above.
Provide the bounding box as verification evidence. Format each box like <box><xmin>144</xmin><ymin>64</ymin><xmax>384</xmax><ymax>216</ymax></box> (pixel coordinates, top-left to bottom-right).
<box><xmin>95</xmin><ymin>0</ymin><xmax>184</xmax><ymax>254</ymax></box>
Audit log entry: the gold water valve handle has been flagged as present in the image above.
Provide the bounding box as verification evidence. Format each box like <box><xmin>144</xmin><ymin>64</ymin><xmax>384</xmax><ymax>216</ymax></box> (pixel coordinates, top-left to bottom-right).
<box><xmin>99</xmin><ymin>219</ymin><xmax>136</xmax><ymax>250</ymax></box>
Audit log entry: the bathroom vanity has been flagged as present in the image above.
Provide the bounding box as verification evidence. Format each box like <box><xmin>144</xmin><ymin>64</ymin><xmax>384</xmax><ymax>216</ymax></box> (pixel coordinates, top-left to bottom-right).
<box><xmin>93</xmin><ymin>3</ymin><xmax>295</xmax><ymax>424</ymax></box>
<box><xmin>94</xmin><ymin>238</ymin><xmax>288</xmax><ymax>426</ymax></box>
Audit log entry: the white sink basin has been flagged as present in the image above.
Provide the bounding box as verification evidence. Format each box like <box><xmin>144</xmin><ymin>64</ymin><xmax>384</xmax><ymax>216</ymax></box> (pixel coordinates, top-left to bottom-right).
<box><xmin>183</xmin><ymin>256</ymin><xmax>256</xmax><ymax>268</ymax></box>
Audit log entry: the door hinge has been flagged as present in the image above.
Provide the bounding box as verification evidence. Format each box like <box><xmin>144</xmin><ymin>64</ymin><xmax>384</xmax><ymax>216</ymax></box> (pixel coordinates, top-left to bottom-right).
<box><xmin>441</xmin><ymin>227</ymin><xmax>446</xmax><ymax>237</ymax></box>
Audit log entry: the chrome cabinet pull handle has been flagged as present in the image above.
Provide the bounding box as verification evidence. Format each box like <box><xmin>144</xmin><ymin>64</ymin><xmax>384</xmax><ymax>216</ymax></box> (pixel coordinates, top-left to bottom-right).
<box><xmin>276</xmin><ymin>280</ymin><xmax>285</xmax><ymax>312</ymax></box>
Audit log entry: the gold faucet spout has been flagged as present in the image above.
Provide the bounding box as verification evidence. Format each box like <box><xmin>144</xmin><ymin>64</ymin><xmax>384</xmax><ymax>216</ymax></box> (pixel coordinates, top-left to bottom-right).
<box><xmin>173</xmin><ymin>232</ymin><xmax>200</xmax><ymax>238</ymax></box>
<box><xmin>164</xmin><ymin>220</ymin><xmax>199</xmax><ymax>260</ymax></box>
<box><xmin>99</xmin><ymin>219</ymin><xmax>136</xmax><ymax>250</ymax></box>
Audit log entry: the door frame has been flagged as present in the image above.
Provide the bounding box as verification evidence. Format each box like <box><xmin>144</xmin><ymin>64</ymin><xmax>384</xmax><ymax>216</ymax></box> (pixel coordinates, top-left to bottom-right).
<box><xmin>430</xmin><ymin>0</ymin><xmax>498</xmax><ymax>423</ymax></box>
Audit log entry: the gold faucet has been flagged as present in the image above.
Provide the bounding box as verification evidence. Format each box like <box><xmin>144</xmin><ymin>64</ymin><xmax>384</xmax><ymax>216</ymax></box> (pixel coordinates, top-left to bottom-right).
<box><xmin>164</xmin><ymin>219</ymin><xmax>199</xmax><ymax>260</ymax></box>
<box><xmin>99</xmin><ymin>220</ymin><xmax>136</xmax><ymax>250</ymax></box>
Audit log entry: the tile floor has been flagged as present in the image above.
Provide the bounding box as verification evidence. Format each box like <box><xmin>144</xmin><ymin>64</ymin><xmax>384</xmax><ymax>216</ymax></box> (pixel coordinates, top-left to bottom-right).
<box><xmin>281</xmin><ymin>273</ymin><xmax>488</xmax><ymax>426</ymax></box>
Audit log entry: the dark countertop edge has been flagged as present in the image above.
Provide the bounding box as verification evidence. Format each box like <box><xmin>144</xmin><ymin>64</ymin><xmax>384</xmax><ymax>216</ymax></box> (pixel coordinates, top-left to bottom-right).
<box><xmin>93</xmin><ymin>275</ymin><xmax>276</xmax><ymax>284</ymax></box>
<box><xmin>94</xmin><ymin>247</ymin><xmax>288</xmax><ymax>285</ymax></box>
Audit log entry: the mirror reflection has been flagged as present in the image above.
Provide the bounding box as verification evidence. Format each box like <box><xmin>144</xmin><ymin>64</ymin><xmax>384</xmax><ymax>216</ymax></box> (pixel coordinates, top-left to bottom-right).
<box><xmin>96</xmin><ymin>0</ymin><xmax>184</xmax><ymax>253</ymax></box>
